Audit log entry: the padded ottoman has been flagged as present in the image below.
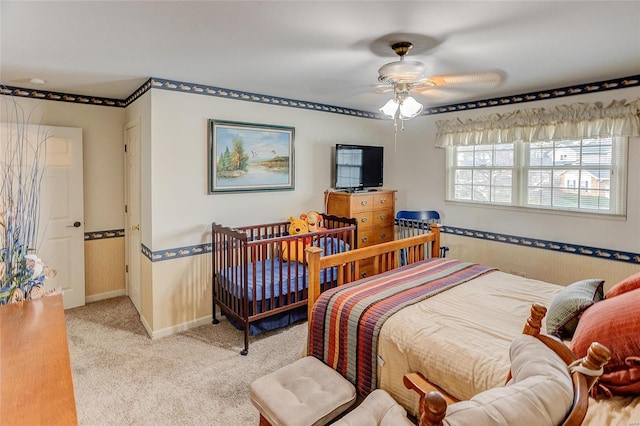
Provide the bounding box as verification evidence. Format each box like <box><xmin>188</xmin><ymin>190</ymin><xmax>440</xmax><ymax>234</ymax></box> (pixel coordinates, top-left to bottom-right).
<box><xmin>249</xmin><ymin>356</ymin><xmax>356</xmax><ymax>426</ymax></box>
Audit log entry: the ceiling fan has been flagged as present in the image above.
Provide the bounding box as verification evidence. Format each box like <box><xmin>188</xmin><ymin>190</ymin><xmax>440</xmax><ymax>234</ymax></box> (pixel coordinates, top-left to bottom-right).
<box><xmin>376</xmin><ymin>41</ymin><xmax>505</xmax><ymax>119</ymax></box>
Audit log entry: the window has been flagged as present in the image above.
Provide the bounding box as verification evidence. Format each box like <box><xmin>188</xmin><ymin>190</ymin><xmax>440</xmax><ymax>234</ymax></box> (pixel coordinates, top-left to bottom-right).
<box><xmin>446</xmin><ymin>137</ymin><xmax>627</xmax><ymax>215</ymax></box>
<box><xmin>450</xmin><ymin>144</ymin><xmax>514</xmax><ymax>204</ymax></box>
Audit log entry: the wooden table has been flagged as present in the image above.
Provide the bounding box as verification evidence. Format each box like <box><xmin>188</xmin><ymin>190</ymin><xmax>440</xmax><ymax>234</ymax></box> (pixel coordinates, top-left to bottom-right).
<box><xmin>0</xmin><ymin>294</ymin><xmax>78</xmax><ymax>425</ymax></box>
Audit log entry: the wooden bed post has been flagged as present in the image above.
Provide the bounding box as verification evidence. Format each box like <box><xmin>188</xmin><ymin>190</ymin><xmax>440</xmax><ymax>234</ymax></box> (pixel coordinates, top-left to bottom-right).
<box><xmin>522</xmin><ymin>303</ymin><xmax>546</xmax><ymax>337</ymax></box>
<box><xmin>306</xmin><ymin>246</ymin><xmax>323</xmax><ymax>321</ymax></box>
<box><xmin>430</xmin><ymin>225</ymin><xmax>441</xmax><ymax>259</ymax></box>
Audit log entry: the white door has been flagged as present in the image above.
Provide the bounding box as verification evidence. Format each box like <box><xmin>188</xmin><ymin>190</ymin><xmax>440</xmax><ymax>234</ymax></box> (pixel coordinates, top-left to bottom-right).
<box><xmin>26</xmin><ymin>126</ymin><xmax>85</xmax><ymax>309</ymax></box>
<box><xmin>124</xmin><ymin>119</ymin><xmax>142</xmax><ymax>314</ymax></box>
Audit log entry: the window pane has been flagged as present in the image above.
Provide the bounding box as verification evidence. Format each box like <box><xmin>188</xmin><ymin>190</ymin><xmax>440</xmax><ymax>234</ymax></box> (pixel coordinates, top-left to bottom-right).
<box><xmin>454</xmin><ymin>184</ymin><xmax>472</xmax><ymax>200</ymax></box>
<box><xmin>528</xmin><ymin>187</ymin><xmax>552</xmax><ymax>206</ymax></box>
<box><xmin>455</xmin><ymin>169</ymin><xmax>472</xmax><ymax>184</ymax></box>
<box><xmin>473</xmin><ymin>170</ymin><xmax>490</xmax><ymax>185</ymax></box>
<box><xmin>553</xmin><ymin>187</ymin><xmax>578</xmax><ymax>208</ymax></box>
<box><xmin>473</xmin><ymin>186</ymin><xmax>490</xmax><ymax>202</ymax></box>
<box><xmin>528</xmin><ymin>170</ymin><xmax>552</xmax><ymax>187</ymax></box>
<box><xmin>456</xmin><ymin>150</ymin><xmax>474</xmax><ymax>167</ymax></box>
<box><xmin>492</xmin><ymin>186</ymin><xmax>512</xmax><ymax>203</ymax></box>
<box><xmin>492</xmin><ymin>170</ymin><xmax>512</xmax><ymax>186</ymax></box>
<box><xmin>474</xmin><ymin>149</ymin><xmax>493</xmax><ymax>167</ymax></box>
<box><xmin>581</xmin><ymin>139</ymin><xmax>612</xmax><ymax>165</ymax></box>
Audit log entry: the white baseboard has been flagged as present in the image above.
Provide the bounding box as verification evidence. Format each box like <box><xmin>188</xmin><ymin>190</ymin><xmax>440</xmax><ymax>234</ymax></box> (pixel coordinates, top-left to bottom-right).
<box><xmin>85</xmin><ymin>289</ymin><xmax>125</xmax><ymax>303</ymax></box>
<box><xmin>149</xmin><ymin>315</ymin><xmax>213</xmax><ymax>339</ymax></box>
<box><xmin>83</xmin><ymin>291</ymin><xmax>216</xmax><ymax>340</ymax></box>
<box><xmin>139</xmin><ymin>314</ymin><xmax>153</xmax><ymax>338</ymax></box>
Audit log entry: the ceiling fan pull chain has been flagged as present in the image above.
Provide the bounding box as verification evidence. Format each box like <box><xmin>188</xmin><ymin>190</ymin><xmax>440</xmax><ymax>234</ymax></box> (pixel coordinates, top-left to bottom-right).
<box><xmin>394</xmin><ymin>120</ymin><xmax>398</xmax><ymax>152</ymax></box>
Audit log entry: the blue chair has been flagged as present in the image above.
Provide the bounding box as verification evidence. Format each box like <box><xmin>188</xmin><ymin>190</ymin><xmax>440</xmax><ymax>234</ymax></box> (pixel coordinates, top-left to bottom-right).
<box><xmin>395</xmin><ymin>210</ymin><xmax>450</xmax><ymax>263</ymax></box>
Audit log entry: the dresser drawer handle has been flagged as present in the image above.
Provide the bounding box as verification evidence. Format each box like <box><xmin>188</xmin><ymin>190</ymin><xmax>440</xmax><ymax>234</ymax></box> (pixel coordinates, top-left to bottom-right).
<box><xmin>380</xmin><ymin>198</ymin><xmax>386</xmax><ymax>204</ymax></box>
<box><xmin>361</xmin><ymin>271</ymin><xmax>369</xmax><ymax>278</ymax></box>
<box><xmin>361</xmin><ymin>236</ymin><xmax>368</xmax><ymax>243</ymax></box>
<box><xmin>361</xmin><ymin>217</ymin><xmax>368</xmax><ymax>223</ymax></box>
<box><xmin>380</xmin><ymin>233</ymin><xmax>386</xmax><ymax>238</ymax></box>
<box><xmin>380</xmin><ymin>214</ymin><xmax>386</xmax><ymax>220</ymax></box>
<box><xmin>361</xmin><ymin>200</ymin><xmax>368</xmax><ymax>206</ymax></box>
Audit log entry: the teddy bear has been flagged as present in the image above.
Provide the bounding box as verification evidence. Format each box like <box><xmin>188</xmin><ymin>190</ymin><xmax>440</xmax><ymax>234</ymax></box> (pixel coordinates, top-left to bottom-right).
<box><xmin>281</xmin><ymin>215</ymin><xmax>311</xmax><ymax>263</ymax></box>
<box><xmin>302</xmin><ymin>211</ymin><xmax>326</xmax><ymax>233</ymax></box>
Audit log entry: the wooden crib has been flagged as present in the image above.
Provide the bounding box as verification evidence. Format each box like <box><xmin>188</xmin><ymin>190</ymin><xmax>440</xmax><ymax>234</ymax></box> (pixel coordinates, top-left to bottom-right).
<box><xmin>212</xmin><ymin>214</ymin><xmax>356</xmax><ymax>354</ymax></box>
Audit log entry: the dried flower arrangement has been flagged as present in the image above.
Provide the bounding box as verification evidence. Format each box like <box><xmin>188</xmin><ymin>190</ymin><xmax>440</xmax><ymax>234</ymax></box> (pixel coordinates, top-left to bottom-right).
<box><xmin>0</xmin><ymin>97</ymin><xmax>56</xmax><ymax>304</ymax></box>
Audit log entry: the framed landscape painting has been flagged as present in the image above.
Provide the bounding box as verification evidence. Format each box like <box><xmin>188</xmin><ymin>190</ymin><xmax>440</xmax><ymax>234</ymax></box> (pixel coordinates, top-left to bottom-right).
<box><xmin>209</xmin><ymin>120</ymin><xmax>295</xmax><ymax>193</ymax></box>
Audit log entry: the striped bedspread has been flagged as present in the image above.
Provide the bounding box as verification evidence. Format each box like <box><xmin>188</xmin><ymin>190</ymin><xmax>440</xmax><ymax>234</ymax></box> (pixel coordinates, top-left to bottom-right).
<box><xmin>308</xmin><ymin>258</ymin><xmax>496</xmax><ymax>396</ymax></box>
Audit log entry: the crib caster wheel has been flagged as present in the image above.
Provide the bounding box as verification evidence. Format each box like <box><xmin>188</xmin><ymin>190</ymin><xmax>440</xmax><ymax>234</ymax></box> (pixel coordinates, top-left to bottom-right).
<box><xmin>212</xmin><ymin>318</ymin><xmax>220</xmax><ymax>324</ymax></box>
<box><xmin>240</xmin><ymin>349</ymin><xmax>248</xmax><ymax>356</ymax></box>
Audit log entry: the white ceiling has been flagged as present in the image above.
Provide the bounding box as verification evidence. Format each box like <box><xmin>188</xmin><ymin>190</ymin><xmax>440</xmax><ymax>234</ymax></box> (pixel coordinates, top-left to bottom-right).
<box><xmin>2</xmin><ymin>1</ymin><xmax>639</xmax><ymax>112</ymax></box>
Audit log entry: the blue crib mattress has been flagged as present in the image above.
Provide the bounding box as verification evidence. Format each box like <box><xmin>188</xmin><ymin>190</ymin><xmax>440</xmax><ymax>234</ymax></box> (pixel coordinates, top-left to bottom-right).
<box><xmin>217</xmin><ymin>237</ymin><xmax>348</xmax><ymax>301</ymax></box>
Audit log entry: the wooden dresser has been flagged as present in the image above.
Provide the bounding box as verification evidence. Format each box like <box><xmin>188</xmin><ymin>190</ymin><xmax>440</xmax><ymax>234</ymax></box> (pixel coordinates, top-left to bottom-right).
<box><xmin>325</xmin><ymin>189</ymin><xmax>396</xmax><ymax>248</ymax></box>
<box><xmin>0</xmin><ymin>294</ymin><xmax>78</xmax><ymax>425</ymax></box>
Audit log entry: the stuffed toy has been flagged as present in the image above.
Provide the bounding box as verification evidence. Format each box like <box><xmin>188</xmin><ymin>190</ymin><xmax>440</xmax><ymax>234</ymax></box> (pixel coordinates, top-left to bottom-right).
<box><xmin>302</xmin><ymin>211</ymin><xmax>326</xmax><ymax>233</ymax></box>
<box><xmin>281</xmin><ymin>216</ymin><xmax>311</xmax><ymax>263</ymax></box>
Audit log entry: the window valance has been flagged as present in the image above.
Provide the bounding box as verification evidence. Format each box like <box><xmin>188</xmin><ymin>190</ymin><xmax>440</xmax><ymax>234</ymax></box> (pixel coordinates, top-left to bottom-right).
<box><xmin>435</xmin><ymin>98</ymin><xmax>640</xmax><ymax>147</ymax></box>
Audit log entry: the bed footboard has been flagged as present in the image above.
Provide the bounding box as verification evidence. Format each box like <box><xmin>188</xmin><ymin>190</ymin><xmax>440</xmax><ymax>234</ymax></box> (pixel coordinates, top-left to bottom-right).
<box><xmin>306</xmin><ymin>226</ymin><xmax>440</xmax><ymax>320</ymax></box>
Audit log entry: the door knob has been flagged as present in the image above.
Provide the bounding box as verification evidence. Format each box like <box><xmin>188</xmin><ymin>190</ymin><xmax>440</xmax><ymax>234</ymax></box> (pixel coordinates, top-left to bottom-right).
<box><xmin>66</xmin><ymin>221</ymin><xmax>82</xmax><ymax>228</ymax></box>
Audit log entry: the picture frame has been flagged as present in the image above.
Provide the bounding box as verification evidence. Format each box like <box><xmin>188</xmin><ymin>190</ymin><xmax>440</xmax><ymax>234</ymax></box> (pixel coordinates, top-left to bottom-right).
<box><xmin>208</xmin><ymin>120</ymin><xmax>295</xmax><ymax>193</ymax></box>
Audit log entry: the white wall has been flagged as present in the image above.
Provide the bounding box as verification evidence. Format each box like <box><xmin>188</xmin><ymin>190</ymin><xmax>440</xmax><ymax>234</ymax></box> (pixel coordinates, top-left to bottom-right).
<box><xmin>0</xmin><ymin>96</ymin><xmax>126</xmax><ymax>232</ymax></box>
<box><xmin>146</xmin><ymin>89</ymin><xmax>391</xmax><ymax>251</ymax></box>
<box><xmin>394</xmin><ymin>87</ymin><xmax>640</xmax><ymax>253</ymax></box>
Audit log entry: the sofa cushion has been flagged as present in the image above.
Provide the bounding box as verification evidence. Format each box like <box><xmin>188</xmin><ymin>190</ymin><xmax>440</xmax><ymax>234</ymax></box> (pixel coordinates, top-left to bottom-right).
<box><xmin>546</xmin><ymin>279</ymin><xmax>604</xmax><ymax>339</ymax></box>
<box><xmin>570</xmin><ymin>288</ymin><xmax>640</xmax><ymax>396</ymax></box>
<box><xmin>605</xmin><ymin>271</ymin><xmax>640</xmax><ymax>299</ymax></box>
<box><xmin>443</xmin><ymin>334</ymin><xmax>573</xmax><ymax>426</ymax></box>
<box><xmin>332</xmin><ymin>389</ymin><xmax>414</xmax><ymax>426</ymax></box>
<box><xmin>249</xmin><ymin>356</ymin><xmax>356</xmax><ymax>426</ymax></box>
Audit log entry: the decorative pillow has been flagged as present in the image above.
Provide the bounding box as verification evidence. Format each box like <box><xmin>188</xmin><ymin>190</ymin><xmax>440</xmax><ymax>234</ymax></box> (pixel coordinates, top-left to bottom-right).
<box><xmin>546</xmin><ymin>279</ymin><xmax>604</xmax><ymax>339</ymax></box>
<box><xmin>570</xmin><ymin>288</ymin><xmax>640</xmax><ymax>396</ymax></box>
<box><xmin>444</xmin><ymin>334</ymin><xmax>573</xmax><ymax>426</ymax></box>
<box><xmin>605</xmin><ymin>271</ymin><xmax>640</xmax><ymax>299</ymax></box>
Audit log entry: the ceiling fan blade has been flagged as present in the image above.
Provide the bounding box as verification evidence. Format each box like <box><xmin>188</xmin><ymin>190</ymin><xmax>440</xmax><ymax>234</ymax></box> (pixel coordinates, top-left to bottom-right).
<box><xmin>374</xmin><ymin>83</ymin><xmax>394</xmax><ymax>94</ymax></box>
<box><xmin>429</xmin><ymin>71</ymin><xmax>505</xmax><ymax>88</ymax></box>
<box><xmin>414</xmin><ymin>87</ymin><xmax>473</xmax><ymax>101</ymax></box>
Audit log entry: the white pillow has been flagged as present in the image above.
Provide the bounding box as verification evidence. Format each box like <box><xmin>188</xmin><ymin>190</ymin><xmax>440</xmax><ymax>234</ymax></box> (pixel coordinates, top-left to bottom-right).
<box><xmin>443</xmin><ymin>334</ymin><xmax>573</xmax><ymax>426</ymax></box>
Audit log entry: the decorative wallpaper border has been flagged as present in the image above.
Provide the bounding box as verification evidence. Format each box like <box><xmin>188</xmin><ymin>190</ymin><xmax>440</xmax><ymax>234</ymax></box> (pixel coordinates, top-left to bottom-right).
<box><xmin>1</xmin><ymin>85</ymin><xmax>125</xmax><ymax>107</ymax></box>
<box><xmin>142</xmin><ymin>243</ymin><xmax>211</xmax><ymax>262</ymax></box>
<box><xmin>440</xmin><ymin>225</ymin><xmax>640</xmax><ymax>264</ymax></box>
<box><xmin>423</xmin><ymin>75</ymin><xmax>640</xmax><ymax>115</ymax></box>
<box><xmin>84</xmin><ymin>229</ymin><xmax>126</xmax><ymax>241</ymax></box>
<box><xmin>123</xmin><ymin>78</ymin><xmax>153</xmax><ymax>107</ymax></box>
<box><xmin>146</xmin><ymin>77</ymin><xmax>379</xmax><ymax>119</ymax></box>
<box><xmin>3</xmin><ymin>74</ymin><xmax>639</xmax><ymax>118</ymax></box>
<box><xmin>86</xmin><ymin>225</ymin><xmax>640</xmax><ymax>264</ymax></box>
<box><xmin>131</xmin><ymin>225</ymin><xmax>640</xmax><ymax>264</ymax></box>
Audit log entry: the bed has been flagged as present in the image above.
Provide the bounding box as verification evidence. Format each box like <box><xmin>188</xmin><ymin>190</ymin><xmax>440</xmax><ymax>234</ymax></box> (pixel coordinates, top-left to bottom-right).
<box><xmin>211</xmin><ymin>214</ymin><xmax>356</xmax><ymax>355</ymax></box>
<box><xmin>305</xmin><ymin>231</ymin><xmax>640</xmax><ymax>425</ymax></box>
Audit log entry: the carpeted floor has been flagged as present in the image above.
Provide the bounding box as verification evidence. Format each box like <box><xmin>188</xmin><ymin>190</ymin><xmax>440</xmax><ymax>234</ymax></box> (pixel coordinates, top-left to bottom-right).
<box><xmin>65</xmin><ymin>297</ymin><xmax>308</xmax><ymax>425</ymax></box>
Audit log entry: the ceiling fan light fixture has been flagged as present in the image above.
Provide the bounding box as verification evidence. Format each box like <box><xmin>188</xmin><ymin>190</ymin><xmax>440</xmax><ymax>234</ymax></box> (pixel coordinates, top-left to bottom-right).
<box><xmin>379</xmin><ymin>98</ymin><xmax>399</xmax><ymax>119</ymax></box>
<box><xmin>398</xmin><ymin>96</ymin><xmax>423</xmax><ymax>119</ymax></box>
<box><xmin>379</xmin><ymin>94</ymin><xmax>423</xmax><ymax>120</ymax></box>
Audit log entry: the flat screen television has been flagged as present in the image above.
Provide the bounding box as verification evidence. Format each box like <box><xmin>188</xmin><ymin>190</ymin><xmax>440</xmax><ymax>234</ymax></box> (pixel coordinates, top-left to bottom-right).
<box><xmin>334</xmin><ymin>144</ymin><xmax>384</xmax><ymax>191</ymax></box>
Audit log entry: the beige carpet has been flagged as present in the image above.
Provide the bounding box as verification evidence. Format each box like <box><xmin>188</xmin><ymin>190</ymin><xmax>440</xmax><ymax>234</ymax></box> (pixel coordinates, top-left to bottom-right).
<box><xmin>65</xmin><ymin>297</ymin><xmax>308</xmax><ymax>425</ymax></box>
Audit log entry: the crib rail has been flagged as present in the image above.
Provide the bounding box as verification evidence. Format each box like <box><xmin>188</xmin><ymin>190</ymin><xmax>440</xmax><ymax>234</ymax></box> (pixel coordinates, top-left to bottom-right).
<box><xmin>212</xmin><ymin>215</ymin><xmax>356</xmax><ymax>355</ymax></box>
